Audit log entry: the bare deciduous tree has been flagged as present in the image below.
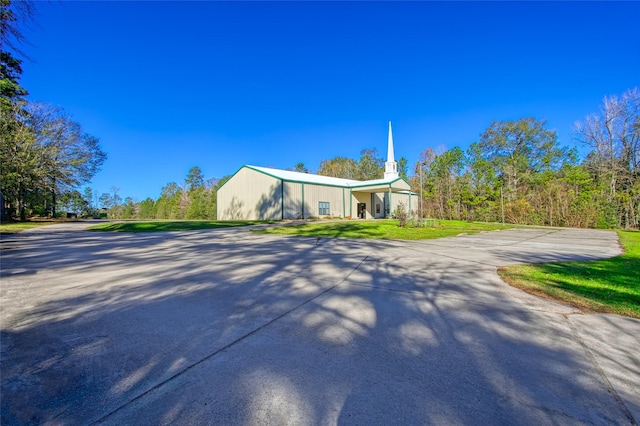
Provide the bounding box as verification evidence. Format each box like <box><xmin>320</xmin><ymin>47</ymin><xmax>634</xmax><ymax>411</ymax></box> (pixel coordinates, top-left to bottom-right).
<box><xmin>575</xmin><ymin>87</ymin><xmax>640</xmax><ymax>227</ymax></box>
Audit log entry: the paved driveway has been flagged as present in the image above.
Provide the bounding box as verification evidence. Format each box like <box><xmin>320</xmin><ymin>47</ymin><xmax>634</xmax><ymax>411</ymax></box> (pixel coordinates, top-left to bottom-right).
<box><xmin>1</xmin><ymin>223</ymin><xmax>638</xmax><ymax>425</ymax></box>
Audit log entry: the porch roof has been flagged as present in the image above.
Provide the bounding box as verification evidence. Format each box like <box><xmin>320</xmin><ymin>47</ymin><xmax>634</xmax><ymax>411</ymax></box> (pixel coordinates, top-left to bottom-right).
<box><xmin>350</xmin><ymin>178</ymin><xmax>412</xmax><ymax>193</ymax></box>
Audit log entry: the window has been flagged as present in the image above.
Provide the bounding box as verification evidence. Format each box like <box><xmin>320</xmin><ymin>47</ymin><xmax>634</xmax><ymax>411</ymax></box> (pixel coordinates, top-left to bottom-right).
<box><xmin>376</xmin><ymin>204</ymin><xmax>381</xmax><ymax>214</ymax></box>
<box><xmin>319</xmin><ymin>202</ymin><xmax>330</xmax><ymax>216</ymax></box>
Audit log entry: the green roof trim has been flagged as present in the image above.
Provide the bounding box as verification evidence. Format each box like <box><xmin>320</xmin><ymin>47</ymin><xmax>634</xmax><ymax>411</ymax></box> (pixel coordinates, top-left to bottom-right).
<box><xmin>218</xmin><ymin>165</ymin><xmax>413</xmax><ymax>192</ymax></box>
<box><xmin>245</xmin><ymin>165</ymin><xmax>353</xmax><ymax>189</ymax></box>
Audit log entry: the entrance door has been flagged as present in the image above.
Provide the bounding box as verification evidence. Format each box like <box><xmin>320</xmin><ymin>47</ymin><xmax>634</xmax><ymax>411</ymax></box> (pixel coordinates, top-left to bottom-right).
<box><xmin>357</xmin><ymin>203</ymin><xmax>366</xmax><ymax>219</ymax></box>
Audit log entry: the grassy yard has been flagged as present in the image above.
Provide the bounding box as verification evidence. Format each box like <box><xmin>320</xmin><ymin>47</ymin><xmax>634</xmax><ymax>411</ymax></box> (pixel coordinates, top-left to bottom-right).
<box><xmin>88</xmin><ymin>220</ymin><xmax>276</xmax><ymax>232</ymax></box>
<box><xmin>499</xmin><ymin>230</ymin><xmax>640</xmax><ymax>318</ymax></box>
<box><xmin>252</xmin><ymin>219</ymin><xmax>514</xmax><ymax>240</ymax></box>
<box><xmin>0</xmin><ymin>221</ymin><xmax>57</xmax><ymax>234</ymax></box>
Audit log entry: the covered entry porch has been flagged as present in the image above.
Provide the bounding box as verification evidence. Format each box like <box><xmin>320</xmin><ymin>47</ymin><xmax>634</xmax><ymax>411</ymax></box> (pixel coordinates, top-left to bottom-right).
<box><xmin>349</xmin><ymin>179</ymin><xmax>416</xmax><ymax>219</ymax></box>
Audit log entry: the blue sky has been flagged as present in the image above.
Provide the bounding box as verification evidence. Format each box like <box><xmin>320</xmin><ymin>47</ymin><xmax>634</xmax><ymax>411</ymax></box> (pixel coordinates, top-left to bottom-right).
<box><xmin>19</xmin><ymin>1</ymin><xmax>640</xmax><ymax>201</ymax></box>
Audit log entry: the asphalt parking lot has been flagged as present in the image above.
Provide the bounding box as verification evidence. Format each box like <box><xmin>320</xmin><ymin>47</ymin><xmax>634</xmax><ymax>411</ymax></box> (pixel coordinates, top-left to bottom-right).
<box><xmin>1</xmin><ymin>223</ymin><xmax>638</xmax><ymax>425</ymax></box>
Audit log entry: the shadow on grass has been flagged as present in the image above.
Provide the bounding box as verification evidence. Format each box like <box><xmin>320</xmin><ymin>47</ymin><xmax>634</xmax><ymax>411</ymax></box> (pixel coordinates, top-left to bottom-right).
<box><xmin>253</xmin><ymin>220</ymin><xmax>513</xmax><ymax>240</ymax></box>
<box><xmin>499</xmin><ymin>231</ymin><xmax>640</xmax><ymax>318</ymax></box>
<box><xmin>255</xmin><ymin>222</ymin><xmax>386</xmax><ymax>239</ymax></box>
<box><xmin>89</xmin><ymin>221</ymin><xmax>275</xmax><ymax>232</ymax></box>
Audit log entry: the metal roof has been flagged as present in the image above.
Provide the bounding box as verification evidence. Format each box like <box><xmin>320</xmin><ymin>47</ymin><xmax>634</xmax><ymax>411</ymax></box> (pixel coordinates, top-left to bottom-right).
<box><xmin>247</xmin><ymin>165</ymin><xmax>359</xmax><ymax>186</ymax></box>
<box><xmin>246</xmin><ymin>165</ymin><xmax>408</xmax><ymax>189</ymax></box>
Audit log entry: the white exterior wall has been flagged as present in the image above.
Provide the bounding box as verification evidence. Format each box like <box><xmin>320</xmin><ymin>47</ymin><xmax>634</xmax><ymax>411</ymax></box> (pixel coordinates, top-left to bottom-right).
<box><xmin>217</xmin><ymin>167</ymin><xmax>282</xmax><ymax>220</ymax></box>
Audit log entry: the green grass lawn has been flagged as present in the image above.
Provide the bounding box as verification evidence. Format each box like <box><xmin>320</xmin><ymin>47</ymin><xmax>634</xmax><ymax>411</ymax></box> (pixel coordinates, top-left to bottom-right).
<box><xmin>252</xmin><ymin>219</ymin><xmax>514</xmax><ymax>240</ymax></box>
<box><xmin>0</xmin><ymin>221</ymin><xmax>57</xmax><ymax>234</ymax></box>
<box><xmin>499</xmin><ymin>230</ymin><xmax>640</xmax><ymax>318</ymax></box>
<box><xmin>88</xmin><ymin>220</ymin><xmax>276</xmax><ymax>232</ymax></box>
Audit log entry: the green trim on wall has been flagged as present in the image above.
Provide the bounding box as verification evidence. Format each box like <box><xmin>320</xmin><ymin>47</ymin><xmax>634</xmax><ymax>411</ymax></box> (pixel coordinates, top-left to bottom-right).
<box><xmin>217</xmin><ymin>165</ymin><xmax>418</xmax><ymax>221</ymax></box>
<box><xmin>348</xmin><ymin>176</ymin><xmax>411</xmax><ymax>189</ymax></box>
<box><xmin>213</xmin><ymin>165</ymin><xmax>251</xmax><ymax>194</ymax></box>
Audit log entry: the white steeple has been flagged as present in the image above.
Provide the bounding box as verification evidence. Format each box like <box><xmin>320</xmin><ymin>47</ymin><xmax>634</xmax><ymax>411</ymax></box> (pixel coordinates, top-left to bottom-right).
<box><xmin>384</xmin><ymin>121</ymin><xmax>399</xmax><ymax>180</ymax></box>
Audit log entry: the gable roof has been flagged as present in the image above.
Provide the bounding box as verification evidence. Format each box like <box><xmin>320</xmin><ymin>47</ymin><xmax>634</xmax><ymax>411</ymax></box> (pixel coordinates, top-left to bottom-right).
<box><xmin>246</xmin><ymin>165</ymin><xmax>410</xmax><ymax>190</ymax></box>
<box><xmin>248</xmin><ymin>165</ymin><xmax>360</xmax><ymax>187</ymax></box>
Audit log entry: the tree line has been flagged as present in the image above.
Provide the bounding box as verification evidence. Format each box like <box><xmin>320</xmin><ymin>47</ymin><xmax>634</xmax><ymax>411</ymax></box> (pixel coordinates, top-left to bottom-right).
<box><xmin>95</xmin><ymin>88</ymin><xmax>638</xmax><ymax>228</ymax></box>
<box><xmin>98</xmin><ymin>87</ymin><xmax>638</xmax><ymax>229</ymax></box>
<box><xmin>409</xmin><ymin>88</ymin><xmax>639</xmax><ymax>228</ymax></box>
<box><xmin>2</xmin><ymin>2</ymin><xmax>636</xmax><ymax>228</ymax></box>
<box><xmin>314</xmin><ymin>88</ymin><xmax>637</xmax><ymax>229</ymax></box>
<box><xmin>101</xmin><ymin>166</ymin><xmax>228</xmax><ymax>220</ymax></box>
<box><xmin>1</xmin><ymin>0</ymin><xmax>107</xmax><ymax>221</ymax></box>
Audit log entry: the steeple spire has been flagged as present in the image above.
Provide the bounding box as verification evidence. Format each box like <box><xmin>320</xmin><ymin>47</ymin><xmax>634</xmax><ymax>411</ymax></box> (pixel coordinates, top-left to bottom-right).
<box><xmin>387</xmin><ymin>121</ymin><xmax>395</xmax><ymax>162</ymax></box>
<box><xmin>384</xmin><ymin>121</ymin><xmax>399</xmax><ymax>179</ymax></box>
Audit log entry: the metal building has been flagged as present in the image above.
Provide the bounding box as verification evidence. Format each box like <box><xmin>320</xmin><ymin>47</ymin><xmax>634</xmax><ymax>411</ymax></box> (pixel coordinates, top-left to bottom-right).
<box><xmin>217</xmin><ymin>122</ymin><xmax>417</xmax><ymax>220</ymax></box>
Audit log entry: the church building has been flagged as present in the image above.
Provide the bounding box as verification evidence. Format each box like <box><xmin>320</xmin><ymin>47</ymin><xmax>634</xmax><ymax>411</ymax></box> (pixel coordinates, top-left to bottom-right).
<box><xmin>216</xmin><ymin>122</ymin><xmax>417</xmax><ymax>220</ymax></box>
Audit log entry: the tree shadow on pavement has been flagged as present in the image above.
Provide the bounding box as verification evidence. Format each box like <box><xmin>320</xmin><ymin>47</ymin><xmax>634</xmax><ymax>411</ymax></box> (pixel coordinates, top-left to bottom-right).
<box><xmin>0</xmin><ymin>229</ymin><xmax>637</xmax><ymax>424</ymax></box>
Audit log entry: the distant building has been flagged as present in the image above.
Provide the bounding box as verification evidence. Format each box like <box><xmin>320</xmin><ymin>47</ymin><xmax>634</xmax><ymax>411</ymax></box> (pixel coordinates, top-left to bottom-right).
<box><xmin>216</xmin><ymin>122</ymin><xmax>417</xmax><ymax>220</ymax></box>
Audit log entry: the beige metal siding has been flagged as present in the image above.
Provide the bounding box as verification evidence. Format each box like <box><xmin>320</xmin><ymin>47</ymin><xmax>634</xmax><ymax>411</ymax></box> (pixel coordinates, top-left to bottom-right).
<box><xmin>284</xmin><ymin>182</ymin><xmax>345</xmax><ymax>218</ymax></box>
<box><xmin>410</xmin><ymin>194</ymin><xmax>418</xmax><ymax>216</ymax></box>
<box><xmin>283</xmin><ymin>182</ymin><xmax>303</xmax><ymax>219</ymax></box>
<box><xmin>390</xmin><ymin>192</ymin><xmax>416</xmax><ymax>216</ymax></box>
<box><xmin>217</xmin><ymin>166</ymin><xmax>409</xmax><ymax>221</ymax></box>
<box><xmin>303</xmin><ymin>184</ymin><xmax>344</xmax><ymax>217</ymax></box>
<box><xmin>217</xmin><ymin>167</ymin><xmax>282</xmax><ymax>220</ymax></box>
